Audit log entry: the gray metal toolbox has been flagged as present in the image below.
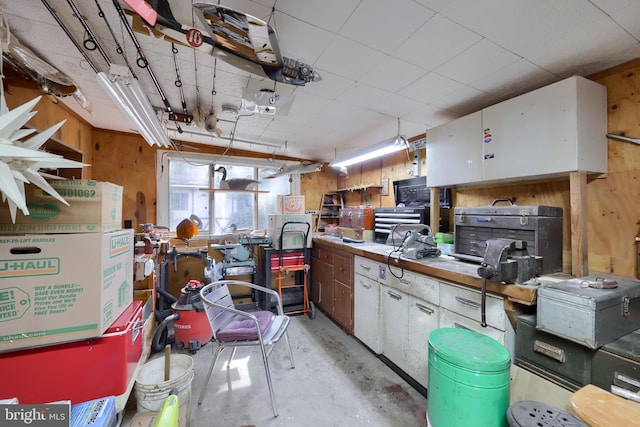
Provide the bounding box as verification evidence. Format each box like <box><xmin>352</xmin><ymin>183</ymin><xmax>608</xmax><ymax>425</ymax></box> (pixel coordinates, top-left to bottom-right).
<box><xmin>537</xmin><ymin>275</ymin><xmax>640</xmax><ymax>349</ymax></box>
<box><xmin>453</xmin><ymin>200</ymin><xmax>563</xmax><ymax>273</ymax></box>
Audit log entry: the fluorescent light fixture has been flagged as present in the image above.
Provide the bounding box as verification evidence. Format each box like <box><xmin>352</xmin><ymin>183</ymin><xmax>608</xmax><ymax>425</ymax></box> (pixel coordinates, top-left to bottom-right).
<box><xmin>330</xmin><ymin>139</ymin><xmax>406</xmax><ymax>168</ymax></box>
<box><xmin>96</xmin><ymin>64</ymin><xmax>171</xmax><ymax>147</ymax></box>
<box><xmin>331</xmin><ymin>118</ymin><xmax>410</xmax><ymax>168</ymax></box>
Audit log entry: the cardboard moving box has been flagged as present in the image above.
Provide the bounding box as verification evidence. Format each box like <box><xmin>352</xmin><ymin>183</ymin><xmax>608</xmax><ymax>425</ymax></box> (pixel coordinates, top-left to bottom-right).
<box><xmin>0</xmin><ymin>180</ymin><xmax>123</xmax><ymax>234</ymax></box>
<box><xmin>0</xmin><ymin>229</ymin><xmax>134</xmax><ymax>352</ymax></box>
<box><xmin>268</xmin><ymin>214</ymin><xmax>312</xmax><ymax>249</ymax></box>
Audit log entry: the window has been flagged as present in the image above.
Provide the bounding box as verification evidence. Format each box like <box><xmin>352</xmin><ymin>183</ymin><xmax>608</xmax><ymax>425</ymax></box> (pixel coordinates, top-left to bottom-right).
<box><xmin>157</xmin><ymin>152</ymin><xmax>294</xmax><ymax>235</ymax></box>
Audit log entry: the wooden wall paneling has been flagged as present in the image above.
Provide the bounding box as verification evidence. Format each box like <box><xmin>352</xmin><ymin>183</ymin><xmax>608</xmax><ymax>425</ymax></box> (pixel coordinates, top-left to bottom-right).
<box><xmin>90</xmin><ymin>130</ymin><xmax>157</xmax><ymax>230</ymax></box>
<box><xmin>301</xmin><ymin>168</ymin><xmax>337</xmax><ymax>212</ymax></box>
<box><xmin>5</xmin><ymin>86</ymin><xmax>93</xmax><ymax>178</ymax></box>
<box><xmin>588</xmin><ymin>63</ymin><xmax>640</xmax><ymax>276</ymax></box>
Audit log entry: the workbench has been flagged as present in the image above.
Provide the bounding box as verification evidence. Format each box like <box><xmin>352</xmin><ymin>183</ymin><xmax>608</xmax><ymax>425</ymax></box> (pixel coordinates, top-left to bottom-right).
<box><xmin>311</xmin><ymin>236</ymin><xmax>570</xmax><ymax>391</ymax></box>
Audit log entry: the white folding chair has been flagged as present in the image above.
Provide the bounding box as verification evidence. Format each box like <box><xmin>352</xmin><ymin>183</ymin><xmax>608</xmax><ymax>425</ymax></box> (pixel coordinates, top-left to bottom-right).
<box><xmin>198</xmin><ymin>280</ymin><xmax>295</xmax><ymax>417</ymax></box>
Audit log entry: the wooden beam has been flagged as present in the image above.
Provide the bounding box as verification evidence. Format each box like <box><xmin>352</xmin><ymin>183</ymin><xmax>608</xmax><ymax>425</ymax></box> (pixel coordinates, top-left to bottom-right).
<box><xmin>430</xmin><ymin>187</ymin><xmax>440</xmax><ymax>233</ymax></box>
<box><xmin>570</xmin><ymin>171</ymin><xmax>588</xmax><ymax>277</ymax></box>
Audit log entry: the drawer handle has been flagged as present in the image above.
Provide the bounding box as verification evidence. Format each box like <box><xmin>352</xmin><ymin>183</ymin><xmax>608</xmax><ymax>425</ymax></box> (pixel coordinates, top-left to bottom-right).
<box><xmin>614</xmin><ymin>372</ymin><xmax>640</xmax><ymax>390</ymax></box>
<box><xmin>415</xmin><ymin>302</ymin><xmax>434</xmax><ymax>315</ymax></box>
<box><xmin>359</xmin><ymin>264</ymin><xmax>372</xmax><ymax>271</ymax></box>
<box><xmin>455</xmin><ymin>296</ymin><xmax>481</xmax><ymax>309</ymax></box>
<box><xmin>611</xmin><ymin>385</ymin><xmax>640</xmax><ymax>403</ymax></box>
<box><xmin>399</xmin><ymin>278</ymin><xmax>410</xmax><ymax>285</ymax></box>
<box><xmin>533</xmin><ymin>340</ymin><xmax>565</xmax><ymax>363</ymax></box>
<box><xmin>360</xmin><ymin>281</ymin><xmax>371</xmax><ymax>289</ymax></box>
<box><xmin>387</xmin><ymin>290</ymin><xmax>402</xmax><ymax>300</ymax></box>
<box><xmin>453</xmin><ymin>322</ymin><xmax>471</xmax><ymax>330</ymax></box>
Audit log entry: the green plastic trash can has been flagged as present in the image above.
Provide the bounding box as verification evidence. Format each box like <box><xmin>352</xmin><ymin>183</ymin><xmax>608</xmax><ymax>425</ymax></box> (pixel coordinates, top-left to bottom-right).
<box><xmin>427</xmin><ymin>328</ymin><xmax>511</xmax><ymax>427</ymax></box>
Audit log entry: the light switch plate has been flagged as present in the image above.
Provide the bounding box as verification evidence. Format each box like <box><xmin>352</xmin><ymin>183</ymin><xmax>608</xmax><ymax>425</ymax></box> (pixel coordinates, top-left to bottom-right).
<box><xmin>381</xmin><ymin>178</ymin><xmax>389</xmax><ymax>195</ymax></box>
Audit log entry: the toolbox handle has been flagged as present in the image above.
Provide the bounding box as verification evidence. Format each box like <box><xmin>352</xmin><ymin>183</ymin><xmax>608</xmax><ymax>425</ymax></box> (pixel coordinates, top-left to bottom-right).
<box><xmin>491</xmin><ymin>198</ymin><xmax>514</xmax><ymax>206</ymax></box>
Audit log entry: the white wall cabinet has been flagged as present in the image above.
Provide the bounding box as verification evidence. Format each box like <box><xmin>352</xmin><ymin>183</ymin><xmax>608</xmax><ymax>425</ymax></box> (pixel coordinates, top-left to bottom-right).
<box><xmin>426</xmin><ymin>76</ymin><xmax>607</xmax><ymax>187</ymax></box>
<box><xmin>426</xmin><ymin>111</ymin><xmax>483</xmax><ymax>187</ymax></box>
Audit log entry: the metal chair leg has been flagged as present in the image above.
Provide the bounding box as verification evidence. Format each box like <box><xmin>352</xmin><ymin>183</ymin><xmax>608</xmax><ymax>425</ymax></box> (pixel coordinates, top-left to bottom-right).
<box><xmin>260</xmin><ymin>342</ymin><xmax>278</xmax><ymax>417</ymax></box>
<box><xmin>284</xmin><ymin>331</ymin><xmax>295</xmax><ymax>369</ymax></box>
<box><xmin>198</xmin><ymin>344</ymin><xmax>224</xmax><ymax>404</ymax></box>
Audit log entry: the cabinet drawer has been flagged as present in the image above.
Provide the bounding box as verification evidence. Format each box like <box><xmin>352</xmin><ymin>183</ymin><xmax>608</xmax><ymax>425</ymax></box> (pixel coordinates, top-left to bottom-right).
<box><xmin>334</xmin><ymin>253</ymin><xmax>352</xmax><ymax>285</ymax></box>
<box><xmin>439</xmin><ymin>282</ymin><xmax>505</xmax><ymax>330</ymax></box>
<box><xmin>318</xmin><ymin>247</ymin><xmax>334</xmax><ymax>264</ymax></box>
<box><xmin>408</xmin><ymin>272</ymin><xmax>439</xmax><ymax>305</ymax></box>
<box><xmin>440</xmin><ymin>308</ymin><xmax>505</xmax><ymax>345</ymax></box>
<box><xmin>354</xmin><ymin>256</ymin><xmax>380</xmax><ymax>281</ymax></box>
<box><xmin>516</xmin><ymin>314</ymin><xmax>592</xmax><ymax>391</ymax></box>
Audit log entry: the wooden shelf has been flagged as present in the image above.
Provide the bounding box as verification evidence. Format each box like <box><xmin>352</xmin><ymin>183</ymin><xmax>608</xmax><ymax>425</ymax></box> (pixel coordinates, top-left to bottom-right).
<box><xmin>199</xmin><ymin>188</ymin><xmax>269</xmax><ymax>193</ymax></box>
<box><xmin>337</xmin><ymin>184</ymin><xmax>383</xmax><ymax>192</ymax></box>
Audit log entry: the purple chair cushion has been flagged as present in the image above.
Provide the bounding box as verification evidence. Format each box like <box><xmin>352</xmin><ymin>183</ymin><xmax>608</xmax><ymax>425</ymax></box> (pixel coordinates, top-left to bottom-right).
<box><xmin>217</xmin><ymin>311</ymin><xmax>274</xmax><ymax>342</ymax></box>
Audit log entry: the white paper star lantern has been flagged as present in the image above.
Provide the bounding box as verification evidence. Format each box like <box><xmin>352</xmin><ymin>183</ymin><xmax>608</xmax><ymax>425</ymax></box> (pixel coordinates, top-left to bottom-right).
<box><xmin>0</xmin><ymin>96</ymin><xmax>87</xmax><ymax>223</ymax></box>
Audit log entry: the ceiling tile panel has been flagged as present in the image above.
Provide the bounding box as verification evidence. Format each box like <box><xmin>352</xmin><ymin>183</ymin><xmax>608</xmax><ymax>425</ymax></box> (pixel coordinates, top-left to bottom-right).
<box><xmin>360</xmin><ymin>56</ymin><xmax>428</xmax><ymax>93</ymax></box>
<box><xmin>393</xmin><ymin>14</ymin><xmax>481</xmax><ymax>70</ymax></box>
<box><xmin>339</xmin><ymin>0</ymin><xmax>435</xmax><ymax>53</ymax></box>
<box><xmin>315</xmin><ymin>35</ymin><xmax>386</xmax><ymax>81</ymax></box>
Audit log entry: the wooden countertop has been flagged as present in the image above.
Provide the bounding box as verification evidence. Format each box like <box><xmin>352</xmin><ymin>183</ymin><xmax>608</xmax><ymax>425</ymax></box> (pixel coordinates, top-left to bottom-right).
<box><xmin>313</xmin><ymin>237</ymin><xmax>570</xmax><ymax>306</ymax></box>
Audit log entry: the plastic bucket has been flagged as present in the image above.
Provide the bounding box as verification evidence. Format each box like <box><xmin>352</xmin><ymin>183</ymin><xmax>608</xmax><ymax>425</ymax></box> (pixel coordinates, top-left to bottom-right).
<box><xmin>427</xmin><ymin>328</ymin><xmax>511</xmax><ymax>427</ymax></box>
<box><xmin>134</xmin><ymin>354</ymin><xmax>194</xmax><ymax>425</ymax></box>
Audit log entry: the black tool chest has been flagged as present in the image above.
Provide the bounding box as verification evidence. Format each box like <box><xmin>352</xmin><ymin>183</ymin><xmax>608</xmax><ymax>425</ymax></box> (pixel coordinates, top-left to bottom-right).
<box><xmin>516</xmin><ymin>313</ymin><xmax>640</xmax><ymax>394</ymax></box>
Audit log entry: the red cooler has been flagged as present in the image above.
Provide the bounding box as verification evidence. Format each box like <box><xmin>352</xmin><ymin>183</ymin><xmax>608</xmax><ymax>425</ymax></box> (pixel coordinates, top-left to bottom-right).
<box><xmin>0</xmin><ymin>300</ymin><xmax>144</xmax><ymax>404</ymax></box>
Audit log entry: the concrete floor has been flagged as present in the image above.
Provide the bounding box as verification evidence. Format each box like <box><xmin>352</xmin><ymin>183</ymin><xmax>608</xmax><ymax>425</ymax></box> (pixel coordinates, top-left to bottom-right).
<box><xmin>127</xmin><ymin>310</ymin><xmax>428</xmax><ymax>427</ymax></box>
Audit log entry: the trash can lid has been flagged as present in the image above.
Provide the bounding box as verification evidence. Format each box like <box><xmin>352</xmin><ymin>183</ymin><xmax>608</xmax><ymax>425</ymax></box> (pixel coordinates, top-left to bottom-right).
<box><xmin>429</xmin><ymin>328</ymin><xmax>511</xmax><ymax>371</ymax></box>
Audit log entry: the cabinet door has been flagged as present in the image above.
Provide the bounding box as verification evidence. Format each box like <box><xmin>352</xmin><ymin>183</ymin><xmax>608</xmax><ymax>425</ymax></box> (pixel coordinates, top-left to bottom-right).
<box><xmin>318</xmin><ymin>261</ymin><xmax>334</xmax><ymax>314</ymax></box>
<box><xmin>407</xmin><ymin>296</ymin><xmax>439</xmax><ymax>388</ymax></box>
<box><xmin>354</xmin><ymin>274</ymin><xmax>381</xmax><ymax>353</ymax></box>
<box><xmin>426</xmin><ymin>111</ymin><xmax>482</xmax><ymax>187</ymax></box>
<box><xmin>381</xmin><ymin>285</ymin><xmax>409</xmax><ymax>372</ymax></box>
<box><xmin>482</xmin><ymin>75</ymin><xmax>607</xmax><ymax>180</ymax></box>
<box><xmin>334</xmin><ymin>279</ymin><xmax>353</xmax><ymax>332</ymax></box>
<box><xmin>310</xmin><ymin>256</ymin><xmax>321</xmax><ymax>304</ymax></box>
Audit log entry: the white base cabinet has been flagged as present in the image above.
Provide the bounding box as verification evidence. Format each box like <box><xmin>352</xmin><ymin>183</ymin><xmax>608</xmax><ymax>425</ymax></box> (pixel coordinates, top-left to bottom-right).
<box><xmin>407</xmin><ymin>296</ymin><xmax>439</xmax><ymax>388</ymax></box>
<box><xmin>381</xmin><ymin>284</ymin><xmax>410</xmax><ymax>371</ymax></box>
<box><xmin>352</xmin><ymin>255</ymin><xmax>515</xmax><ymax>390</ymax></box>
<box><xmin>354</xmin><ymin>273</ymin><xmax>381</xmax><ymax>353</ymax></box>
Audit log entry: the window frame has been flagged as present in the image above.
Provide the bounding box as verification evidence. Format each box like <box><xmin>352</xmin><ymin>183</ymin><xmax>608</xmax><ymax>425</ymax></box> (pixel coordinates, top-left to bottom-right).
<box><xmin>156</xmin><ymin>150</ymin><xmax>300</xmax><ymax>233</ymax></box>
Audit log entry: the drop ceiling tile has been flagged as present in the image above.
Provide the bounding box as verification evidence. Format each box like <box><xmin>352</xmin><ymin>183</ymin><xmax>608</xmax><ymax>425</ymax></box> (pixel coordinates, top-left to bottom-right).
<box><xmin>315</xmin><ymin>35</ymin><xmax>386</xmax><ymax>81</ymax></box>
<box><xmin>404</xmin><ymin>104</ymin><xmax>460</xmax><ymax>129</ymax></box>
<box><xmin>272</xmin><ymin>12</ymin><xmax>335</xmax><ymax>64</ymax></box>
<box><xmin>360</xmin><ymin>56</ymin><xmax>428</xmax><ymax>93</ymax></box>
<box><xmin>430</xmin><ymin>84</ymin><xmax>497</xmax><ymax>115</ymax></box>
<box><xmin>435</xmin><ymin>39</ymin><xmax>521</xmax><ymax>86</ymax></box>
<box><xmin>400</xmin><ymin>72</ymin><xmax>464</xmax><ymax>104</ymax></box>
<box><xmin>591</xmin><ymin>0</ymin><xmax>640</xmax><ymax>39</ymax></box>
<box><xmin>298</xmin><ymin>69</ymin><xmax>353</xmax><ymax>100</ymax></box>
<box><xmin>393</xmin><ymin>14</ymin><xmax>481</xmax><ymax>70</ymax></box>
<box><xmin>263</xmin><ymin>0</ymin><xmax>361</xmax><ymax>33</ymax></box>
<box><xmin>470</xmin><ymin>59</ymin><xmax>557</xmax><ymax>100</ymax></box>
<box><xmin>339</xmin><ymin>0</ymin><xmax>435</xmax><ymax>53</ymax></box>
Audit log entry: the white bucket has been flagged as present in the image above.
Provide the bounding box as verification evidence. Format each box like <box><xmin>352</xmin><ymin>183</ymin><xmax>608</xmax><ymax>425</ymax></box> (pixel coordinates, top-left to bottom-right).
<box><xmin>134</xmin><ymin>354</ymin><xmax>194</xmax><ymax>425</ymax></box>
